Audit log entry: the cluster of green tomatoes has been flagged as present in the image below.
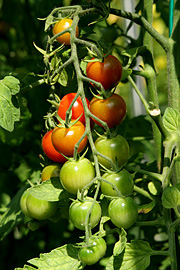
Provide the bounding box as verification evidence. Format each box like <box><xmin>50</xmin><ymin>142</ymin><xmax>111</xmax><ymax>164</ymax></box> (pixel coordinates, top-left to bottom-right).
<box><xmin>20</xmin><ymin>17</ymin><xmax>138</xmax><ymax>266</ymax></box>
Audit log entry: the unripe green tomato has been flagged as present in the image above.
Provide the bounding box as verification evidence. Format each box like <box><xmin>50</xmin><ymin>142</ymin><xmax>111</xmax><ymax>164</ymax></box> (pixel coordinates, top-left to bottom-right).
<box><xmin>91</xmin><ymin>238</ymin><xmax>107</xmax><ymax>259</ymax></box>
<box><xmin>20</xmin><ymin>190</ymin><xmax>32</xmax><ymax>218</ymax></box>
<box><xmin>95</xmin><ymin>135</ymin><xmax>129</xmax><ymax>169</ymax></box>
<box><xmin>26</xmin><ymin>193</ymin><xmax>58</xmax><ymax>221</ymax></box>
<box><xmin>78</xmin><ymin>245</ymin><xmax>100</xmax><ymax>265</ymax></box>
<box><xmin>41</xmin><ymin>164</ymin><xmax>61</xmax><ymax>182</ymax></box>
<box><xmin>69</xmin><ymin>199</ymin><xmax>101</xmax><ymax>230</ymax></box>
<box><xmin>108</xmin><ymin>197</ymin><xmax>138</xmax><ymax>229</ymax></box>
<box><xmin>101</xmin><ymin>169</ymin><xmax>134</xmax><ymax>197</ymax></box>
<box><xmin>60</xmin><ymin>158</ymin><xmax>95</xmax><ymax>194</ymax></box>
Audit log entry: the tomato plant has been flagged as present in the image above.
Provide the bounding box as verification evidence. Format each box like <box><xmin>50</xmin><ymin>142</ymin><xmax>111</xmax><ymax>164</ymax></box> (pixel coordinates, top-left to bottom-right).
<box><xmin>41</xmin><ymin>164</ymin><xmax>61</xmax><ymax>182</ymax></box>
<box><xmin>60</xmin><ymin>158</ymin><xmax>95</xmax><ymax>194</ymax></box>
<box><xmin>86</xmin><ymin>55</ymin><xmax>123</xmax><ymax>90</ymax></box>
<box><xmin>51</xmin><ymin>121</ymin><xmax>87</xmax><ymax>157</ymax></box>
<box><xmin>20</xmin><ymin>190</ymin><xmax>32</xmax><ymax>218</ymax></box>
<box><xmin>95</xmin><ymin>135</ymin><xmax>129</xmax><ymax>169</ymax></box>
<box><xmin>69</xmin><ymin>198</ymin><xmax>101</xmax><ymax>230</ymax></box>
<box><xmin>89</xmin><ymin>93</ymin><xmax>126</xmax><ymax>128</ymax></box>
<box><xmin>52</xmin><ymin>18</ymin><xmax>79</xmax><ymax>45</ymax></box>
<box><xmin>108</xmin><ymin>197</ymin><xmax>138</xmax><ymax>229</ymax></box>
<box><xmin>42</xmin><ymin>130</ymin><xmax>67</xmax><ymax>163</ymax></box>
<box><xmin>101</xmin><ymin>169</ymin><xmax>134</xmax><ymax>197</ymax></box>
<box><xmin>25</xmin><ymin>192</ymin><xmax>58</xmax><ymax>221</ymax></box>
<box><xmin>57</xmin><ymin>93</ymin><xmax>90</xmax><ymax>125</ymax></box>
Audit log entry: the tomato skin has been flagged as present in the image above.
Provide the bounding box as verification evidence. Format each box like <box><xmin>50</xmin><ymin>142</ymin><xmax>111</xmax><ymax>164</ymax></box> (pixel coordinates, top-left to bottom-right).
<box><xmin>52</xmin><ymin>18</ymin><xmax>79</xmax><ymax>45</ymax></box>
<box><xmin>79</xmin><ymin>238</ymin><xmax>106</xmax><ymax>265</ymax></box>
<box><xmin>78</xmin><ymin>246</ymin><xmax>100</xmax><ymax>265</ymax></box>
<box><xmin>26</xmin><ymin>193</ymin><xmax>58</xmax><ymax>221</ymax></box>
<box><xmin>41</xmin><ymin>164</ymin><xmax>61</xmax><ymax>182</ymax></box>
<box><xmin>20</xmin><ymin>190</ymin><xmax>32</xmax><ymax>218</ymax></box>
<box><xmin>101</xmin><ymin>169</ymin><xmax>134</xmax><ymax>197</ymax></box>
<box><xmin>89</xmin><ymin>93</ymin><xmax>126</xmax><ymax>128</ymax></box>
<box><xmin>95</xmin><ymin>135</ymin><xmax>129</xmax><ymax>169</ymax></box>
<box><xmin>86</xmin><ymin>55</ymin><xmax>123</xmax><ymax>90</ymax></box>
<box><xmin>108</xmin><ymin>197</ymin><xmax>138</xmax><ymax>229</ymax></box>
<box><xmin>60</xmin><ymin>158</ymin><xmax>95</xmax><ymax>194</ymax></box>
<box><xmin>69</xmin><ymin>198</ymin><xmax>101</xmax><ymax>230</ymax></box>
<box><xmin>42</xmin><ymin>130</ymin><xmax>67</xmax><ymax>163</ymax></box>
<box><xmin>57</xmin><ymin>93</ymin><xmax>90</xmax><ymax>125</ymax></box>
<box><xmin>51</xmin><ymin>121</ymin><xmax>87</xmax><ymax>157</ymax></box>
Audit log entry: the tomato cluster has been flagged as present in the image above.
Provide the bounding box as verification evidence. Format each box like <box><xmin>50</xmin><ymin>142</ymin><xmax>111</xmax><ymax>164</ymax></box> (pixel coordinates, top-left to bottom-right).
<box><xmin>19</xmin><ymin>17</ymin><xmax>139</xmax><ymax>267</ymax></box>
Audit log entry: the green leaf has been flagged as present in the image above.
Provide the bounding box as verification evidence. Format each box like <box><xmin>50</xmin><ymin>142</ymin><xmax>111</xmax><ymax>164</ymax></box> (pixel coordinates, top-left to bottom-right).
<box><xmin>163</xmin><ymin>107</ymin><xmax>180</xmax><ymax>135</ymax></box>
<box><xmin>0</xmin><ymin>187</ymin><xmax>26</xmax><ymax>241</ymax></box>
<box><xmin>162</xmin><ymin>186</ymin><xmax>180</xmax><ymax>209</ymax></box>
<box><xmin>120</xmin><ymin>46</ymin><xmax>146</xmax><ymax>68</ymax></box>
<box><xmin>16</xmin><ymin>244</ymin><xmax>82</xmax><ymax>270</ymax></box>
<box><xmin>28</xmin><ymin>178</ymin><xmax>69</xmax><ymax>202</ymax></box>
<box><xmin>113</xmin><ymin>229</ymin><xmax>127</xmax><ymax>256</ymax></box>
<box><xmin>106</xmin><ymin>240</ymin><xmax>152</xmax><ymax>270</ymax></box>
<box><xmin>0</xmin><ymin>76</ymin><xmax>20</xmax><ymax>131</ymax></box>
<box><xmin>138</xmin><ymin>201</ymin><xmax>156</xmax><ymax>214</ymax></box>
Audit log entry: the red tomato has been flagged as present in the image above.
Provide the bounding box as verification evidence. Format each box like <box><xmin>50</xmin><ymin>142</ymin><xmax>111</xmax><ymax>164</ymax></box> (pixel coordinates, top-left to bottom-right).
<box><xmin>51</xmin><ymin>121</ymin><xmax>87</xmax><ymax>157</ymax></box>
<box><xmin>86</xmin><ymin>55</ymin><xmax>123</xmax><ymax>90</ymax></box>
<box><xmin>52</xmin><ymin>18</ymin><xmax>79</xmax><ymax>45</ymax></box>
<box><xmin>42</xmin><ymin>130</ymin><xmax>67</xmax><ymax>163</ymax></box>
<box><xmin>57</xmin><ymin>93</ymin><xmax>90</xmax><ymax>125</ymax></box>
<box><xmin>89</xmin><ymin>93</ymin><xmax>126</xmax><ymax>128</ymax></box>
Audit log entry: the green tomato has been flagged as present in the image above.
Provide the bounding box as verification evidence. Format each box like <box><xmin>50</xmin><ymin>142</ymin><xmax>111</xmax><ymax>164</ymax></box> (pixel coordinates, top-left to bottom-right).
<box><xmin>60</xmin><ymin>158</ymin><xmax>95</xmax><ymax>194</ymax></box>
<box><xmin>108</xmin><ymin>197</ymin><xmax>138</xmax><ymax>229</ymax></box>
<box><xmin>101</xmin><ymin>169</ymin><xmax>134</xmax><ymax>197</ymax></box>
<box><xmin>41</xmin><ymin>164</ymin><xmax>61</xmax><ymax>182</ymax></box>
<box><xmin>69</xmin><ymin>198</ymin><xmax>101</xmax><ymax>230</ymax></box>
<box><xmin>20</xmin><ymin>190</ymin><xmax>32</xmax><ymax>218</ymax></box>
<box><xmin>79</xmin><ymin>237</ymin><xmax>107</xmax><ymax>265</ymax></box>
<box><xmin>78</xmin><ymin>246</ymin><xmax>100</xmax><ymax>265</ymax></box>
<box><xmin>95</xmin><ymin>135</ymin><xmax>129</xmax><ymax>169</ymax></box>
<box><xmin>26</xmin><ymin>193</ymin><xmax>58</xmax><ymax>221</ymax></box>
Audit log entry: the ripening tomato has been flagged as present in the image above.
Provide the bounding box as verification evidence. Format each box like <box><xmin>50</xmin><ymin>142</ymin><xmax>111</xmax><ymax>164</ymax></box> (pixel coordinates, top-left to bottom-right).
<box><xmin>89</xmin><ymin>93</ymin><xmax>126</xmax><ymax>128</ymax></box>
<box><xmin>41</xmin><ymin>164</ymin><xmax>61</xmax><ymax>182</ymax></box>
<box><xmin>69</xmin><ymin>198</ymin><xmax>101</xmax><ymax>230</ymax></box>
<box><xmin>57</xmin><ymin>93</ymin><xmax>90</xmax><ymax>125</ymax></box>
<box><xmin>52</xmin><ymin>18</ymin><xmax>79</xmax><ymax>45</ymax></box>
<box><xmin>108</xmin><ymin>197</ymin><xmax>138</xmax><ymax>229</ymax></box>
<box><xmin>60</xmin><ymin>158</ymin><xmax>95</xmax><ymax>194</ymax></box>
<box><xmin>42</xmin><ymin>130</ymin><xmax>67</xmax><ymax>163</ymax></box>
<box><xmin>101</xmin><ymin>169</ymin><xmax>134</xmax><ymax>197</ymax></box>
<box><xmin>86</xmin><ymin>55</ymin><xmax>123</xmax><ymax>90</ymax></box>
<box><xmin>95</xmin><ymin>135</ymin><xmax>129</xmax><ymax>169</ymax></box>
<box><xmin>51</xmin><ymin>121</ymin><xmax>87</xmax><ymax>157</ymax></box>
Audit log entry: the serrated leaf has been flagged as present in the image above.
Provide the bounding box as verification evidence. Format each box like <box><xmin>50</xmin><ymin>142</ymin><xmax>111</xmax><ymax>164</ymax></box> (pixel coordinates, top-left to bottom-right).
<box><xmin>0</xmin><ymin>187</ymin><xmax>26</xmax><ymax>241</ymax></box>
<box><xmin>113</xmin><ymin>229</ymin><xmax>127</xmax><ymax>256</ymax></box>
<box><xmin>27</xmin><ymin>244</ymin><xmax>81</xmax><ymax>270</ymax></box>
<box><xmin>162</xmin><ymin>186</ymin><xmax>180</xmax><ymax>209</ymax></box>
<box><xmin>163</xmin><ymin>107</ymin><xmax>180</xmax><ymax>135</ymax></box>
<box><xmin>28</xmin><ymin>178</ymin><xmax>69</xmax><ymax>202</ymax></box>
<box><xmin>0</xmin><ymin>76</ymin><xmax>20</xmax><ymax>131</ymax></box>
<box><xmin>106</xmin><ymin>240</ymin><xmax>152</xmax><ymax>270</ymax></box>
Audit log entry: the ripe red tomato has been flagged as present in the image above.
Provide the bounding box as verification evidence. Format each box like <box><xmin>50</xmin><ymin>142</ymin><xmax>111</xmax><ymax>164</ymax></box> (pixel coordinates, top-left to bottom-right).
<box><xmin>52</xmin><ymin>18</ymin><xmax>79</xmax><ymax>45</ymax></box>
<box><xmin>69</xmin><ymin>198</ymin><xmax>101</xmax><ymax>230</ymax></box>
<box><xmin>86</xmin><ymin>55</ymin><xmax>123</xmax><ymax>90</ymax></box>
<box><xmin>51</xmin><ymin>121</ymin><xmax>87</xmax><ymax>157</ymax></box>
<box><xmin>42</xmin><ymin>130</ymin><xmax>67</xmax><ymax>163</ymax></box>
<box><xmin>57</xmin><ymin>93</ymin><xmax>90</xmax><ymax>125</ymax></box>
<box><xmin>89</xmin><ymin>93</ymin><xmax>126</xmax><ymax>128</ymax></box>
<box><xmin>60</xmin><ymin>158</ymin><xmax>95</xmax><ymax>194</ymax></box>
<box><xmin>95</xmin><ymin>135</ymin><xmax>129</xmax><ymax>169</ymax></box>
<box><xmin>108</xmin><ymin>197</ymin><xmax>138</xmax><ymax>229</ymax></box>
